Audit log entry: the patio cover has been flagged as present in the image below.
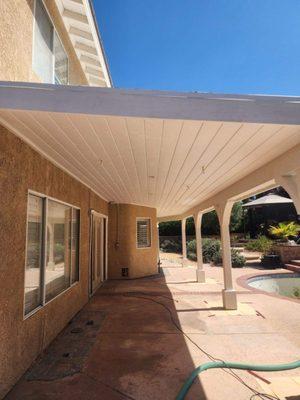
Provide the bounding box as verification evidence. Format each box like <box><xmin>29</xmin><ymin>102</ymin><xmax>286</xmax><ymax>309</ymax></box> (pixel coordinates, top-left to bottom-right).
<box><xmin>0</xmin><ymin>81</ymin><xmax>300</xmax><ymax>219</ymax></box>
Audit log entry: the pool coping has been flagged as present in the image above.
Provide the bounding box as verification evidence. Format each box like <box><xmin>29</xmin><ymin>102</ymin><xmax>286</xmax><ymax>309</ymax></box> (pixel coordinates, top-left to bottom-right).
<box><xmin>236</xmin><ymin>270</ymin><xmax>300</xmax><ymax>304</ymax></box>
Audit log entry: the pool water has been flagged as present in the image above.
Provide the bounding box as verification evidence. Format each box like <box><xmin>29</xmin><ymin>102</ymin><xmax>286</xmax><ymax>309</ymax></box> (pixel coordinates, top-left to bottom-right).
<box><xmin>248</xmin><ymin>273</ymin><xmax>300</xmax><ymax>299</ymax></box>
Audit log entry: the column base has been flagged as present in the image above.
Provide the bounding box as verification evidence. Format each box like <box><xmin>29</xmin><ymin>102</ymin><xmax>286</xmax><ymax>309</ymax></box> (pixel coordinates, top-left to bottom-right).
<box><xmin>196</xmin><ymin>269</ymin><xmax>205</xmax><ymax>283</ymax></box>
<box><xmin>222</xmin><ymin>289</ymin><xmax>237</xmax><ymax>310</ymax></box>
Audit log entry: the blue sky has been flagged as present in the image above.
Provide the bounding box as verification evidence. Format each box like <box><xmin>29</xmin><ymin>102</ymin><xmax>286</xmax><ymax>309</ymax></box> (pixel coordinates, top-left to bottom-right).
<box><xmin>94</xmin><ymin>0</ymin><xmax>300</xmax><ymax>95</ymax></box>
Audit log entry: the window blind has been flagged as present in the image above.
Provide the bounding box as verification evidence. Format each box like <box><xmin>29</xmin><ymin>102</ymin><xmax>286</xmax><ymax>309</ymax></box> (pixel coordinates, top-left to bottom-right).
<box><xmin>137</xmin><ymin>219</ymin><xmax>151</xmax><ymax>248</ymax></box>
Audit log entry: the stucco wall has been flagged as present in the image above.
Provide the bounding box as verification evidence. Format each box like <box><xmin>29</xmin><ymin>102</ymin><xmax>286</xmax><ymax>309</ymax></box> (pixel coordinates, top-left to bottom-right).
<box><xmin>0</xmin><ymin>123</ymin><xmax>107</xmax><ymax>398</ymax></box>
<box><xmin>108</xmin><ymin>203</ymin><xmax>159</xmax><ymax>279</ymax></box>
<box><xmin>0</xmin><ymin>0</ymin><xmax>88</xmax><ymax>85</ymax></box>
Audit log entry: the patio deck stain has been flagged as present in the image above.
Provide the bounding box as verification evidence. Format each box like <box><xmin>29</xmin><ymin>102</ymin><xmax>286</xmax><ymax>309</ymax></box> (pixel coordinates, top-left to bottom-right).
<box><xmin>26</xmin><ymin>310</ymin><xmax>106</xmax><ymax>381</ymax></box>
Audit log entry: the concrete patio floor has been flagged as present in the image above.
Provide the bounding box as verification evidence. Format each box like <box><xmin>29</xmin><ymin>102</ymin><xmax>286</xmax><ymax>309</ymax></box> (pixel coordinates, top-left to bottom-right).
<box><xmin>5</xmin><ymin>254</ymin><xmax>300</xmax><ymax>400</ymax></box>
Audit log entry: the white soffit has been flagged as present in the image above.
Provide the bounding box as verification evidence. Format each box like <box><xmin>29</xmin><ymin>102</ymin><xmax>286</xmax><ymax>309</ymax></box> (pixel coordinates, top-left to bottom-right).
<box><xmin>1</xmin><ymin>83</ymin><xmax>300</xmax><ymax>218</ymax></box>
<box><xmin>54</xmin><ymin>0</ymin><xmax>112</xmax><ymax>87</ymax></box>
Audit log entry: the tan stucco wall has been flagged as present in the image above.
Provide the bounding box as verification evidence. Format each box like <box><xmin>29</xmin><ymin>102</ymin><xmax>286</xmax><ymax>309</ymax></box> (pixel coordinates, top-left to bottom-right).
<box><xmin>108</xmin><ymin>204</ymin><xmax>159</xmax><ymax>279</ymax></box>
<box><xmin>0</xmin><ymin>123</ymin><xmax>107</xmax><ymax>398</ymax></box>
<box><xmin>0</xmin><ymin>0</ymin><xmax>88</xmax><ymax>85</ymax></box>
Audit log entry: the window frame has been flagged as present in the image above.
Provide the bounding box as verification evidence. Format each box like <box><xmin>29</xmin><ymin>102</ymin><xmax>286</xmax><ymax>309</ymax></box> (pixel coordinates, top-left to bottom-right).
<box><xmin>24</xmin><ymin>190</ymin><xmax>80</xmax><ymax>319</ymax></box>
<box><xmin>32</xmin><ymin>0</ymin><xmax>69</xmax><ymax>85</ymax></box>
<box><xmin>136</xmin><ymin>217</ymin><xmax>152</xmax><ymax>249</ymax></box>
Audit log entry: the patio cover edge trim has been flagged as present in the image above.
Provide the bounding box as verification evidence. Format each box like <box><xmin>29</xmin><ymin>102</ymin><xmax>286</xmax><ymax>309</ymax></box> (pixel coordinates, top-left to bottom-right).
<box><xmin>2</xmin><ymin>82</ymin><xmax>300</xmax><ymax>125</ymax></box>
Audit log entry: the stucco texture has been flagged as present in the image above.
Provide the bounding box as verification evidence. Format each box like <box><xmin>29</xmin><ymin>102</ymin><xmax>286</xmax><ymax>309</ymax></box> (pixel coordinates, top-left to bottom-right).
<box><xmin>0</xmin><ymin>0</ymin><xmax>87</xmax><ymax>85</ymax></box>
<box><xmin>108</xmin><ymin>203</ymin><xmax>159</xmax><ymax>279</ymax></box>
<box><xmin>0</xmin><ymin>123</ymin><xmax>107</xmax><ymax>398</ymax></box>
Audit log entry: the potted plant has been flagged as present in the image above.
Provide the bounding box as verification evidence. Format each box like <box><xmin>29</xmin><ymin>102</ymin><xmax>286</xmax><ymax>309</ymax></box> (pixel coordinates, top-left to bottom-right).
<box><xmin>256</xmin><ymin>236</ymin><xmax>280</xmax><ymax>268</ymax></box>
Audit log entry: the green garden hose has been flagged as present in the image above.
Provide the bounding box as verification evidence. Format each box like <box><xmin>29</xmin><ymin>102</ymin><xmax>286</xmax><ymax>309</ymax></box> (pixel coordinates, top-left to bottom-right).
<box><xmin>176</xmin><ymin>360</ymin><xmax>300</xmax><ymax>400</ymax></box>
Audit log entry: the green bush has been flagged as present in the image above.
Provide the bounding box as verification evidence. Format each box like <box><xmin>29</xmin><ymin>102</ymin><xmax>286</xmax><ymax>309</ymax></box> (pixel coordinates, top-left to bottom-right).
<box><xmin>186</xmin><ymin>238</ymin><xmax>221</xmax><ymax>262</ymax></box>
<box><xmin>54</xmin><ymin>243</ymin><xmax>65</xmax><ymax>262</ymax></box>
<box><xmin>188</xmin><ymin>252</ymin><xmax>197</xmax><ymax>261</ymax></box>
<box><xmin>212</xmin><ymin>248</ymin><xmax>246</xmax><ymax>268</ymax></box>
<box><xmin>160</xmin><ymin>239</ymin><xmax>182</xmax><ymax>253</ymax></box>
<box><xmin>202</xmin><ymin>238</ymin><xmax>221</xmax><ymax>263</ymax></box>
<box><xmin>187</xmin><ymin>239</ymin><xmax>196</xmax><ymax>253</ymax></box>
<box><xmin>187</xmin><ymin>239</ymin><xmax>197</xmax><ymax>261</ymax></box>
<box><xmin>245</xmin><ymin>235</ymin><xmax>273</xmax><ymax>254</ymax></box>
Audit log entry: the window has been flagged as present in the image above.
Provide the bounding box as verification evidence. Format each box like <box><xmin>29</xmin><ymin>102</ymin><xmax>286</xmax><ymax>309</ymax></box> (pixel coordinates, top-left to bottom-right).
<box><xmin>24</xmin><ymin>193</ymin><xmax>80</xmax><ymax>316</ymax></box>
<box><xmin>54</xmin><ymin>32</ymin><xmax>68</xmax><ymax>84</ymax></box>
<box><xmin>137</xmin><ymin>218</ymin><xmax>151</xmax><ymax>248</ymax></box>
<box><xmin>33</xmin><ymin>0</ymin><xmax>68</xmax><ymax>84</ymax></box>
<box><xmin>24</xmin><ymin>195</ymin><xmax>43</xmax><ymax>315</ymax></box>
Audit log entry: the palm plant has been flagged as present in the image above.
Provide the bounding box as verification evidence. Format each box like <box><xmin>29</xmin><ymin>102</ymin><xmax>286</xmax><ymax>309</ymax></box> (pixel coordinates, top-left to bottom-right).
<box><xmin>269</xmin><ymin>221</ymin><xmax>300</xmax><ymax>241</ymax></box>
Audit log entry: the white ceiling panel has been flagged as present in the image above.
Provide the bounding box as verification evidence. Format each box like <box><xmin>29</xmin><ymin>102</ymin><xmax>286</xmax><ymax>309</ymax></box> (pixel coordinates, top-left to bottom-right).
<box><xmin>1</xmin><ymin>84</ymin><xmax>300</xmax><ymax>217</ymax></box>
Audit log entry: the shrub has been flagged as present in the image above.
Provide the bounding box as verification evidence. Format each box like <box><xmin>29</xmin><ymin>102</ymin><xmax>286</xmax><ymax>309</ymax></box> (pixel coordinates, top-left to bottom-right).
<box><xmin>160</xmin><ymin>239</ymin><xmax>182</xmax><ymax>253</ymax></box>
<box><xmin>186</xmin><ymin>238</ymin><xmax>221</xmax><ymax>262</ymax></box>
<box><xmin>245</xmin><ymin>235</ymin><xmax>273</xmax><ymax>255</ymax></box>
<box><xmin>202</xmin><ymin>238</ymin><xmax>221</xmax><ymax>263</ymax></box>
<box><xmin>212</xmin><ymin>248</ymin><xmax>246</xmax><ymax>268</ymax></box>
<box><xmin>54</xmin><ymin>243</ymin><xmax>65</xmax><ymax>262</ymax></box>
<box><xmin>187</xmin><ymin>239</ymin><xmax>196</xmax><ymax>253</ymax></box>
<box><xmin>188</xmin><ymin>252</ymin><xmax>197</xmax><ymax>261</ymax></box>
<box><xmin>187</xmin><ymin>239</ymin><xmax>197</xmax><ymax>261</ymax></box>
<box><xmin>293</xmin><ymin>287</ymin><xmax>300</xmax><ymax>298</ymax></box>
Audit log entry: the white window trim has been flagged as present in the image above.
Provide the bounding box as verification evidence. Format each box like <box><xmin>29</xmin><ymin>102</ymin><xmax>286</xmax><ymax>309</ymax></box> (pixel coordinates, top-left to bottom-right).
<box><xmin>136</xmin><ymin>217</ymin><xmax>152</xmax><ymax>249</ymax></box>
<box><xmin>32</xmin><ymin>0</ymin><xmax>69</xmax><ymax>85</ymax></box>
<box><xmin>23</xmin><ymin>190</ymin><xmax>80</xmax><ymax>319</ymax></box>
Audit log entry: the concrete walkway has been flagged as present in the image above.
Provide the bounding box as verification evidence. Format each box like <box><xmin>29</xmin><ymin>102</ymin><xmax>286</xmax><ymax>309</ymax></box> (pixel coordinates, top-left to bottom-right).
<box><xmin>5</xmin><ymin>256</ymin><xmax>300</xmax><ymax>400</ymax></box>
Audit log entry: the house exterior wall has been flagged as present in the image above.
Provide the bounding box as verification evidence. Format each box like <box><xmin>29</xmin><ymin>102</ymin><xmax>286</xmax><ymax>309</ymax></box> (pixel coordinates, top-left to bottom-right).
<box><xmin>108</xmin><ymin>203</ymin><xmax>159</xmax><ymax>279</ymax></box>
<box><xmin>0</xmin><ymin>0</ymin><xmax>88</xmax><ymax>85</ymax></box>
<box><xmin>0</xmin><ymin>123</ymin><xmax>107</xmax><ymax>398</ymax></box>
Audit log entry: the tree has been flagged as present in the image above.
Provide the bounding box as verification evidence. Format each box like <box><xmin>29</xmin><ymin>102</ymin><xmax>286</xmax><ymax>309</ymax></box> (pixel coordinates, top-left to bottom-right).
<box><xmin>230</xmin><ymin>201</ymin><xmax>244</xmax><ymax>233</ymax></box>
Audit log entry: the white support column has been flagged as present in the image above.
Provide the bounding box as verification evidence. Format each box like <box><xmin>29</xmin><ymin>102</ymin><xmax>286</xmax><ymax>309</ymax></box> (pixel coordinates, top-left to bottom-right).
<box><xmin>276</xmin><ymin>171</ymin><xmax>300</xmax><ymax>216</ymax></box>
<box><xmin>181</xmin><ymin>218</ymin><xmax>187</xmax><ymax>265</ymax></box>
<box><xmin>195</xmin><ymin>212</ymin><xmax>205</xmax><ymax>282</ymax></box>
<box><xmin>216</xmin><ymin>201</ymin><xmax>237</xmax><ymax>310</ymax></box>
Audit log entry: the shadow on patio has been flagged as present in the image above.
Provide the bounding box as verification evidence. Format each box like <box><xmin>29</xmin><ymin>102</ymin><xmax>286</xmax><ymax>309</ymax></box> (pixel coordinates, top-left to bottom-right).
<box><xmin>5</xmin><ymin>266</ymin><xmax>207</xmax><ymax>400</ymax></box>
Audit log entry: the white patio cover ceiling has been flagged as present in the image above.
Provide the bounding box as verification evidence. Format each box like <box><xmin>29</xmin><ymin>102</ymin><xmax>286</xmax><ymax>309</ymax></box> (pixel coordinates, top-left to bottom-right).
<box><xmin>0</xmin><ymin>82</ymin><xmax>300</xmax><ymax>218</ymax></box>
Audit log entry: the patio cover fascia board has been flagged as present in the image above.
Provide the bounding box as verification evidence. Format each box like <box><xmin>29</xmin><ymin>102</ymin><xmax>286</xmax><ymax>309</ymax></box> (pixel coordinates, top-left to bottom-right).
<box><xmin>1</xmin><ymin>82</ymin><xmax>300</xmax><ymax>125</ymax></box>
<box><xmin>158</xmin><ymin>143</ymin><xmax>300</xmax><ymax>222</ymax></box>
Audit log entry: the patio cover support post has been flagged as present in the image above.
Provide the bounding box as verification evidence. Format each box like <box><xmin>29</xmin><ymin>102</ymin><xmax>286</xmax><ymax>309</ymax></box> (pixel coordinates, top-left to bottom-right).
<box><xmin>181</xmin><ymin>218</ymin><xmax>187</xmax><ymax>265</ymax></box>
<box><xmin>276</xmin><ymin>171</ymin><xmax>300</xmax><ymax>216</ymax></box>
<box><xmin>216</xmin><ymin>201</ymin><xmax>237</xmax><ymax>310</ymax></box>
<box><xmin>194</xmin><ymin>212</ymin><xmax>205</xmax><ymax>282</ymax></box>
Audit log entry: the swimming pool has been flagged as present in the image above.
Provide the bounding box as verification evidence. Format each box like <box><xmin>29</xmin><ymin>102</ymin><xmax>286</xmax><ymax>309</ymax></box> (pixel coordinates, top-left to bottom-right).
<box><xmin>247</xmin><ymin>273</ymin><xmax>300</xmax><ymax>299</ymax></box>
